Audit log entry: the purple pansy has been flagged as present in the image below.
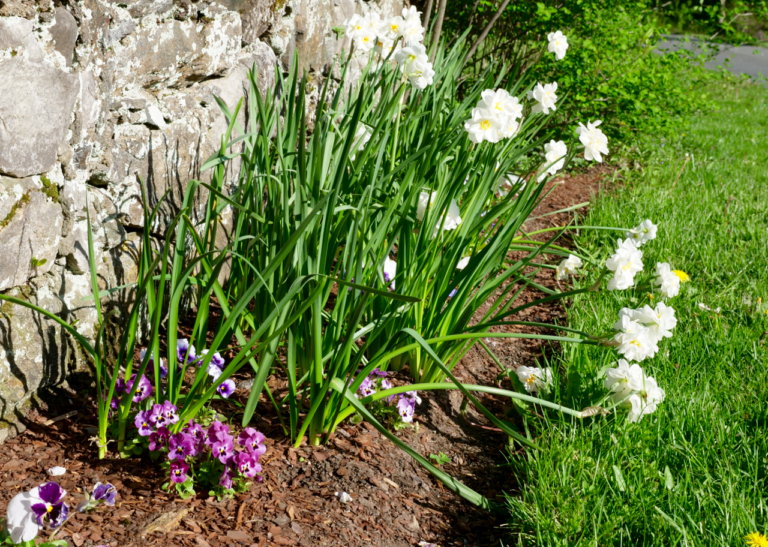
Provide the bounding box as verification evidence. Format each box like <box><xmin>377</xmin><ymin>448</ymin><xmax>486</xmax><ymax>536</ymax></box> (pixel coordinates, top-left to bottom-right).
<box><xmin>219</xmin><ymin>465</ymin><xmax>235</xmax><ymax>489</ymax></box>
<box><xmin>92</xmin><ymin>482</ymin><xmax>117</xmax><ymax>506</ymax></box>
<box><xmin>237</xmin><ymin>428</ymin><xmax>267</xmax><ymax>457</ymax></box>
<box><xmin>207</xmin><ymin>363</ymin><xmax>223</xmax><ymax>380</ymax></box>
<box><xmin>177</xmin><ymin>339</ymin><xmax>198</xmax><ymax>365</ymax></box>
<box><xmin>234</xmin><ymin>451</ymin><xmax>262</xmax><ymax>478</ymax></box>
<box><xmin>380</xmin><ymin>379</ymin><xmax>392</xmax><ymax>391</ymax></box>
<box><xmin>369</xmin><ymin>367</ymin><xmax>388</xmax><ymax>378</ymax></box>
<box><xmin>405</xmin><ymin>390</ymin><xmax>423</xmax><ymax>405</ymax></box>
<box><xmin>201</xmin><ymin>349</ymin><xmax>225</xmax><ymax>369</ymax></box>
<box><xmin>135</xmin><ymin>410</ymin><xmax>154</xmax><ymax>437</ymax></box>
<box><xmin>161</xmin><ymin>400</ymin><xmax>179</xmax><ymax>425</ymax></box>
<box><xmin>216</xmin><ymin>379</ymin><xmax>236</xmax><ymax>399</ymax></box>
<box><xmin>359</xmin><ymin>377</ymin><xmax>376</xmax><ymax>398</ymax></box>
<box><xmin>397</xmin><ymin>398</ymin><xmax>415</xmax><ymax>423</ymax></box>
<box><xmin>148</xmin><ymin>403</ymin><xmax>168</xmax><ymax>428</ymax></box>
<box><xmin>126</xmin><ymin>374</ymin><xmax>153</xmax><ymax>403</ymax></box>
<box><xmin>149</xmin><ymin>426</ymin><xmax>170</xmax><ymax>451</ymax></box>
<box><xmin>184</xmin><ymin>421</ymin><xmax>208</xmax><ymax>453</ymax></box>
<box><xmin>30</xmin><ymin>482</ymin><xmax>68</xmax><ymax>529</ymax></box>
<box><xmin>170</xmin><ymin>460</ymin><xmax>190</xmax><ymax>484</ymax></box>
<box><xmin>140</xmin><ymin>348</ymin><xmax>168</xmax><ymax>379</ymax></box>
<box><xmin>206</xmin><ymin>421</ymin><xmax>230</xmax><ymax>447</ymax></box>
<box><xmin>168</xmin><ymin>432</ymin><xmax>197</xmax><ymax>461</ymax></box>
<box><xmin>212</xmin><ymin>437</ymin><xmax>235</xmax><ymax>464</ymax></box>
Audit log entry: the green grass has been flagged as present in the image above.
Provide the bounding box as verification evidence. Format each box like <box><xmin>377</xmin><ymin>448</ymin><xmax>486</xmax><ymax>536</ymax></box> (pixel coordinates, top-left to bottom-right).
<box><xmin>504</xmin><ymin>81</ymin><xmax>768</xmax><ymax>545</ymax></box>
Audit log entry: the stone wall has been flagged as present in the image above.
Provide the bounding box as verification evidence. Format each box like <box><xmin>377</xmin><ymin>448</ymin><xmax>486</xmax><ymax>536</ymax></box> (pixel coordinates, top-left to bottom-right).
<box><xmin>0</xmin><ymin>0</ymin><xmax>403</xmax><ymax>440</ymax></box>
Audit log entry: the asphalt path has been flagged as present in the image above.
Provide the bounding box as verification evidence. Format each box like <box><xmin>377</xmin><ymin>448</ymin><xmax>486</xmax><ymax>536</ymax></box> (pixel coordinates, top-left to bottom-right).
<box><xmin>657</xmin><ymin>34</ymin><xmax>768</xmax><ymax>81</ymax></box>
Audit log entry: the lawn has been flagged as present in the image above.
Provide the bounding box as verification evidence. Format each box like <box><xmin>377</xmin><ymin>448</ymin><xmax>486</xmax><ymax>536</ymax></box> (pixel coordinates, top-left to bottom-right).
<box><xmin>505</xmin><ymin>80</ymin><xmax>768</xmax><ymax>545</ymax></box>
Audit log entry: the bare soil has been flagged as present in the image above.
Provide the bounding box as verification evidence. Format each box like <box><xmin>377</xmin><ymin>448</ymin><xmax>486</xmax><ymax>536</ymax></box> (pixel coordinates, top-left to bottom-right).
<box><xmin>0</xmin><ymin>166</ymin><xmax>612</xmax><ymax>547</ymax></box>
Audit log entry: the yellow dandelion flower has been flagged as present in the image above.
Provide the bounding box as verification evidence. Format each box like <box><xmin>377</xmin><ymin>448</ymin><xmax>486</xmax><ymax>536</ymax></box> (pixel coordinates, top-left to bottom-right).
<box><xmin>672</xmin><ymin>270</ymin><xmax>690</xmax><ymax>283</ymax></box>
<box><xmin>745</xmin><ymin>532</ymin><xmax>768</xmax><ymax>547</ymax></box>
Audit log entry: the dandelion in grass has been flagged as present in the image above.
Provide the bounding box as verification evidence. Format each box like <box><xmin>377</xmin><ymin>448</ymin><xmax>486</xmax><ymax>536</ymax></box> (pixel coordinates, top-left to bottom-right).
<box><xmin>515</xmin><ymin>366</ymin><xmax>553</xmax><ymax>394</ymax></box>
<box><xmin>673</xmin><ymin>269</ymin><xmax>690</xmax><ymax>282</ymax></box>
<box><xmin>170</xmin><ymin>460</ymin><xmax>190</xmax><ymax>483</ymax></box>
<box><xmin>654</xmin><ymin>262</ymin><xmax>681</xmax><ymax>298</ymax></box>
<box><xmin>745</xmin><ymin>532</ymin><xmax>768</xmax><ymax>547</ymax></box>
<box><xmin>464</xmin><ymin>108</ymin><xmax>503</xmax><ymax>144</ymax></box>
<box><xmin>528</xmin><ymin>82</ymin><xmax>558</xmax><ymax>114</ymax></box>
<box><xmin>217</xmin><ymin>379</ymin><xmax>236</xmax><ymax>398</ymax></box>
<box><xmin>383</xmin><ymin>256</ymin><xmax>397</xmax><ymax>289</ymax></box>
<box><xmin>576</xmin><ymin>120</ymin><xmax>609</xmax><ymax>162</ymax></box>
<box><xmin>547</xmin><ymin>30</ymin><xmax>569</xmax><ymax>60</ymax></box>
<box><xmin>555</xmin><ymin>254</ymin><xmax>583</xmax><ymax>280</ymax></box>
<box><xmin>625</xmin><ymin>219</ymin><xmax>657</xmax><ymax>246</ymax></box>
<box><xmin>538</xmin><ymin>140</ymin><xmax>567</xmax><ymax>180</ymax></box>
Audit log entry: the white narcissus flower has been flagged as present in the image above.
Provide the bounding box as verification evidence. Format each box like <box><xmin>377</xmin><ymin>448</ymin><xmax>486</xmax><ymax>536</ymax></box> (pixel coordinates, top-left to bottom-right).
<box><xmin>408</xmin><ymin>64</ymin><xmax>435</xmax><ymax>89</ymax></box>
<box><xmin>604</xmin><ymin>359</ymin><xmax>644</xmax><ymax>400</ymax></box>
<box><xmin>630</xmin><ymin>302</ymin><xmax>677</xmax><ymax>343</ymax></box>
<box><xmin>547</xmin><ymin>31</ymin><xmax>569</xmax><ymax>60</ymax></box>
<box><xmin>344</xmin><ymin>14</ymin><xmax>366</xmax><ymax>40</ymax></box>
<box><xmin>394</xmin><ymin>42</ymin><xmax>428</xmax><ymax>72</ymax></box>
<box><xmin>383</xmin><ymin>15</ymin><xmax>405</xmax><ymax>39</ymax></box>
<box><xmin>538</xmin><ymin>140</ymin><xmax>567</xmax><ymax>180</ymax></box>
<box><xmin>464</xmin><ymin>108</ymin><xmax>502</xmax><ymax>144</ymax></box>
<box><xmin>516</xmin><ymin>366</ymin><xmax>554</xmax><ymax>394</ymax></box>
<box><xmin>612</xmin><ymin>316</ymin><xmax>658</xmax><ymax>362</ymax></box>
<box><xmin>440</xmin><ymin>199</ymin><xmax>463</xmax><ymax>231</ymax></box>
<box><xmin>625</xmin><ymin>219</ymin><xmax>658</xmax><ymax>247</ymax></box>
<box><xmin>607</xmin><ymin>270</ymin><xmax>636</xmax><ymax>291</ymax></box>
<box><xmin>350</xmin><ymin>124</ymin><xmax>372</xmax><ymax>160</ymax></box>
<box><xmin>383</xmin><ymin>257</ymin><xmax>397</xmax><ymax>290</ymax></box>
<box><xmin>626</xmin><ymin>375</ymin><xmax>665</xmax><ymax>423</ymax></box>
<box><xmin>401</xmin><ymin>20</ymin><xmax>425</xmax><ymax>43</ymax></box>
<box><xmin>416</xmin><ymin>191</ymin><xmax>436</xmax><ymax>221</ymax></box>
<box><xmin>456</xmin><ymin>256</ymin><xmax>470</xmax><ymax>270</ymax></box>
<box><xmin>6</xmin><ymin>487</ymin><xmax>44</xmax><ymax>543</ymax></box>
<box><xmin>402</xmin><ymin>5</ymin><xmax>421</xmax><ymax>25</ymax></box>
<box><xmin>576</xmin><ymin>120</ymin><xmax>609</xmax><ymax>162</ymax></box>
<box><xmin>605</xmin><ymin>238</ymin><xmax>644</xmax><ymax>281</ymax></box>
<box><xmin>494</xmin><ymin>174</ymin><xmax>525</xmax><ymax>198</ymax></box>
<box><xmin>604</xmin><ymin>361</ymin><xmax>666</xmax><ymax>422</ymax></box>
<box><xmin>654</xmin><ymin>262</ymin><xmax>680</xmax><ymax>298</ymax></box>
<box><xmin>498</xmin><ymin>115</ymin><xmax>521</xmax><ymax>140</ymax></box>
<box><xmin>528</xmin><ymin>82</ymin><xmax>558</xmax><ymax>114</ymax></box>
<box><xmin>478</xmin><ymin>89</ymin><xmax>523</xmax><ymax>120</ymax></box>
<box><xmin>354</xmin><ymin>29</ymin><xmax>377</xmax><ymax>52</ymax></box>
<box><xmin>556</xmin><ymin>254</ymin><xmax>583</xmax><ymax>280</ymax></box>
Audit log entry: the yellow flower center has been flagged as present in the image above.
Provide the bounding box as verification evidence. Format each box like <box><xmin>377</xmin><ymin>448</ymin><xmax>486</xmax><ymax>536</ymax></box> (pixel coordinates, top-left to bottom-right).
<box><xmin>525</xmin><ymin>375</ymin><xmax>536</xmax><ymax>385</ymax></box>
<box><xmin>47</xmin><ymin>505</ymin><xmax>53</xmax><ymax>513</ymax></box>
<box><xmin>363</xmin><ymin>36</ymin><xmax>370</xmax><ymax>43</ymax></box>
<box><xmin>495</xmin><ymin>102</ymin><xmax>503</xmax><ymax>111</ymax></box>
<box><xmin>480</xmin><ymin>120</ymin><xmax>491</xmax><ymax>130</ymax></box>
<box><xmin>355</xmin><ymin>25</ymin><xmax>361</xmax><ymax>31</ymax></box>
<box><xmin>630</xmin><ymin>340</ymin><xmax>641</xmax><ymax>347</ymax></box>
<box><xmin>408</xmin><ymin>54</ymin><xmax>416</xmax><ymax>62</ymax></box>
<box><xmin>622</xmin><ymin>262</ymin><xmax>633</xmax><ymax>271</ymax></box>
<box><xmin>391</xmin><ymin>24</ymin><xmax>398</xmax><ymax>31</ymax></box>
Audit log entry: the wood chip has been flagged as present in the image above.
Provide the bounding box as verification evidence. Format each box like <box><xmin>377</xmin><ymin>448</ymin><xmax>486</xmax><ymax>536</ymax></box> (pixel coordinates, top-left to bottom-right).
<box><xmin>382</xmin><ymin>477</ymin><xmax>399</xmax><ymax>489</ymax></box>
<box><xmin>140</xmin><ymin>507</ymin><xmax>191</xmax><ymax>537</ymax></box>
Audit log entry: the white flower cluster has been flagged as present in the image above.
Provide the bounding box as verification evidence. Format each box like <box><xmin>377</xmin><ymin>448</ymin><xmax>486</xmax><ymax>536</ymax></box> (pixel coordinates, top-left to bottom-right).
<box><xmin>417</xmin><ymin>191</ymin><xmax>462</xmax><ymax>237</ymax></box>
<box><xmin>654</xmin><ymin>262</ymin><xmax>681</xmax><ymax>298</ymax></box>
<box><xmin>605</xmin><ymin>220</ymin><xmax>657</xmax><ymax>290</ymax></box>
<box><xmin>343</xmin><ymin>7</ymin><xmax>434</xmax><ymax>89</ymax></box>
<box><xmin>612</xmin><ymin>302</ymin><xmax>677</xmax><ymax>362</ymax></box>
<box><xmin>576</xmin><ymin>120</ymin><xmax>609</xmax><ymax>163</ymax></box>
<box><xmin>556</xmin><ymin>254</ymin><xmax>583</xmax><ymax>281</ymax></box>
<box><xmin>547</xmin><ymin>31</ymin><xmax>569</xmax><ymax>60</ymax></box>
<box><xmin>464</xmin><ymin>89</ymin><xmax>524</xmax><ymax>144</ymax></box>
<box><xmin>604</xmin><ymin>359</ymin><xmax>666</xmax><ymax>423</ymax></box>
<box><xmin>516</xmin><ymin>366</ymin><xmax>554</xmax><ymax>394</ymax></box>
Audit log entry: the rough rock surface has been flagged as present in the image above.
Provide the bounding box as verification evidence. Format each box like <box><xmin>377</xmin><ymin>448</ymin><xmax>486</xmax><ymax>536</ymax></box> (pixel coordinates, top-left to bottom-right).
<box><xmin>0</xmin><ymin>0</ymin><xmax>403</xmax><ymax>438</ymax></box>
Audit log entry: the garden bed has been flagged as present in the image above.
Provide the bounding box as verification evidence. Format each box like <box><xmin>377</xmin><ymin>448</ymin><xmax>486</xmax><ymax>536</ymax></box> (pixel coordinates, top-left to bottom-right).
<box><xmin>0</xmin><ymin>166</ymin><xmax>611</xmax><ymax>547</ymax></box>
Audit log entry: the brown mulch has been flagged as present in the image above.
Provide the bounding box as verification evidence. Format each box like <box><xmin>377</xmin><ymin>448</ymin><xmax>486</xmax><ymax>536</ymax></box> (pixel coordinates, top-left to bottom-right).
<box><xmin>0</xmin><ymin>166</ymin><xmax>612</xmax><ymax>547</ymax></box>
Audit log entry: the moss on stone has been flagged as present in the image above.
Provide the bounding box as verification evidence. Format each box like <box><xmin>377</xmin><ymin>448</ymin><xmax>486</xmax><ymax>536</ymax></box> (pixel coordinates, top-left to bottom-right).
<box><xmin>0</xmin><ymin>192</ymin><xmax>30</xmax><ymax>230</ymax></box>
<box><xmin>40</xmin><ymin>175</ymin><xmax>59</xmax><ymax>203</ymax></box>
